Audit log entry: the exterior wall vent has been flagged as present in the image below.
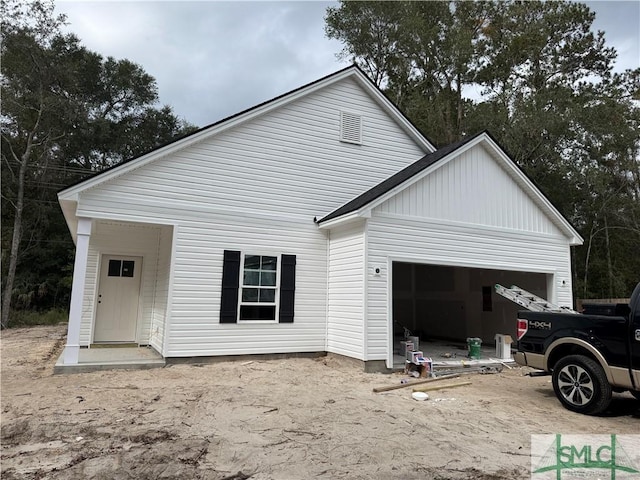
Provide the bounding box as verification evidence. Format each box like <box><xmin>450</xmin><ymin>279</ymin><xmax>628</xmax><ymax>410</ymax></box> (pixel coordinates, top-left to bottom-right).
<box><xmin>340</xmin><ymin>111</ymin><xmax>362</xmax><ymax>145</ymax></box>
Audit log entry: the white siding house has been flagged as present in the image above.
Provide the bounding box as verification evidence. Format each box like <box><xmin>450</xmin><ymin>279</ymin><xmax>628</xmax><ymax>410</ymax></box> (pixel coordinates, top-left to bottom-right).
<box><xmin>57</xmin><ymin>66</ymin><xmax>582</xmax><ymax>371</ymax></box>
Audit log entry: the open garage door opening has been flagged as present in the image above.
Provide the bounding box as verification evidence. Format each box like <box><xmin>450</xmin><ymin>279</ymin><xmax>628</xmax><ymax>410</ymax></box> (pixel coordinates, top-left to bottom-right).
<box><xmin>392</xmin><ymin>262</ymin><xmax>550</xmax><ymax>363</ymax></box>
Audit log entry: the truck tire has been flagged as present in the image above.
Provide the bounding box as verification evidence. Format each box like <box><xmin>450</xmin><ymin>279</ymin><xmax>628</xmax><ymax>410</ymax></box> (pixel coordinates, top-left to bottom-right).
<box><xmin>552</xmin><ymin>355</ymin><xmax>612</xmax><ymax>415</ymax></box>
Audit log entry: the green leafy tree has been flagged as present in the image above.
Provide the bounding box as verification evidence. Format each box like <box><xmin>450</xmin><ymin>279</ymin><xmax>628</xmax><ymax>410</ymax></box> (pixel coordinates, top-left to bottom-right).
<box><xmin>1</xmin><ymin>0</ymin><xmax>196</xmax><ymax>327</ymax></box>
<box><xmin>326</xmin><ymin>0</ymin><xmax>640</xmax><ymax>298</ymax></box>
<box><xmin>326</xmin><ymin>1</ymin><xmax>495</xmax><ymax>145</ymax></box>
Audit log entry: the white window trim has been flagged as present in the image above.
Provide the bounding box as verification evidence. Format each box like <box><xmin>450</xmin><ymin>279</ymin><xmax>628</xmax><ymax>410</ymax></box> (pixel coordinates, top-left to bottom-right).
<box><xmin>237</xmin><ymin>252</ymin><xmax>281</xmax><ymax>324</ymax></box>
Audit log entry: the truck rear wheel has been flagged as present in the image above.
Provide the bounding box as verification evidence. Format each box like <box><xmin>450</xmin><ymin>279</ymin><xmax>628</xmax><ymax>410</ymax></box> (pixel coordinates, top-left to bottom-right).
<box><xmin>552</xmin><ymin>355</ymin><xmax>612</xmax><ymax>415</ymax></box>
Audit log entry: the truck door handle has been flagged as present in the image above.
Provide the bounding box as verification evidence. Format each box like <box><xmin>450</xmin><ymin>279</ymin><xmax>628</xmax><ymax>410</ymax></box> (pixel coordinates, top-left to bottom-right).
<box><xmin>635</xmin><ymin>329</ymin><xmax>640</xmax><ymax>341</ymax></box>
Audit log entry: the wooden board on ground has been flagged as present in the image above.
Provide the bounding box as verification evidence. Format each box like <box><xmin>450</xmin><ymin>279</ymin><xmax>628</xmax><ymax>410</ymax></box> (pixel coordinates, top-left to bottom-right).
<box><xmin>372</xmin><ymin>373</ymin><xmax>460</xmax><ymax>393</ymax></box>
<box><xmin>412</xmin><ymin>381</ymin><xmax>472</xmax><ymax>393</ymax></box>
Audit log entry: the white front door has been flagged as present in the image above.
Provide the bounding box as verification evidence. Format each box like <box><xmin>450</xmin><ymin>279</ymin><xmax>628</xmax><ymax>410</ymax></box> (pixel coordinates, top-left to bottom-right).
<box><xmin>94</xmin><ymin>255</ymin><xmax>142</xmax><ymax>342</ymax></box>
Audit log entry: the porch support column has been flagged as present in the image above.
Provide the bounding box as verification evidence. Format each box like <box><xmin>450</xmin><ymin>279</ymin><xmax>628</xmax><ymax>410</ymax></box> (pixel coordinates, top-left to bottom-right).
<box><xmin>63</xmin><ymin>217</ymin><xmax>92</xmax><ymax>365</ymax></box>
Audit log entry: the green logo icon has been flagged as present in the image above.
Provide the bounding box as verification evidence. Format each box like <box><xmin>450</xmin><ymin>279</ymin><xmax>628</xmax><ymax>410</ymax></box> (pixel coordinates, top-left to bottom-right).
<box><xmin>532</xmin><ymin>434</ymin><xmax>639</xmax><ymax>479</ymax></box>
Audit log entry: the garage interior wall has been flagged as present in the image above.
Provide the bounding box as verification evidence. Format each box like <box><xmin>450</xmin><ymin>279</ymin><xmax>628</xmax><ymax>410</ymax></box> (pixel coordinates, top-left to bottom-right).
<box><xmin>392</xmin><ymin>262</ymin><xmax>548</xmax><ymax>344</ymax></box>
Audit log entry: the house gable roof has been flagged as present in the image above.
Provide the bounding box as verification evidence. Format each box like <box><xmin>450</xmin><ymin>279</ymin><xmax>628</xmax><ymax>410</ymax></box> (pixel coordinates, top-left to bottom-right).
<box><xmin>58</xmin><ymin>65</ymin><xmax>436</xmax><ymax>200</ymax></box>
<box><xmin>317</xmin><ymin>131</ymin><xmax>583</xmax><ymax>245</ymax></box>
<box><xmin>317</xmin><ymin>132</ymin><xmax>481</xmax><ymax>224</ymax></box>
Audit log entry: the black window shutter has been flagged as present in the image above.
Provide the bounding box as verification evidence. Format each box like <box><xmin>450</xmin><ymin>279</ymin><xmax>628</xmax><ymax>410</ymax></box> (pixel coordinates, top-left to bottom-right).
<box><xmin>279</xmin><ymin>254</ymin><xmax>296</xmax><ymax>323</ymax></box>
<box><xmin>220</xmin><ymin>250</ymin><xmax>241</xmax><ymax>323</ymax></box>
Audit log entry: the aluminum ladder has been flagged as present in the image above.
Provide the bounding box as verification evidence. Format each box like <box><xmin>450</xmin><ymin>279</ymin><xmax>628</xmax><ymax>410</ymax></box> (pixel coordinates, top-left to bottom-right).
<box><xmin>494</xmin><ymin>284</ymin><xmax>579</xmax><ymax>314</ymax></box>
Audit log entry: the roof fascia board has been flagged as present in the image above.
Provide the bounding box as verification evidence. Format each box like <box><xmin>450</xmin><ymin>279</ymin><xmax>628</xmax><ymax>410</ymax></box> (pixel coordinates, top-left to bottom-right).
<box><xmin>316</xmin><ymin>211</ymin><xmax>365</xmax><ymax>230</ymax></box>
<box><xmin>59</xmin><ymin>199</ymin><xmax>79</xmax><ymax>243</ymax></box>
<box><xmin>58</xmin><ymin>122</ymin><xmax>223</xmax><ymax>199</ymax></box>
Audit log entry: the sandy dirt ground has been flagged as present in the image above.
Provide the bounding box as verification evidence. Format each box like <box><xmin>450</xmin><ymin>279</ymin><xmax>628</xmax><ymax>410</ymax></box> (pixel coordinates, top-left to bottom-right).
<box><xmin>1</xmin><ymin>325</ymin><xmax>639</xmax><ymax>480</ymax></box>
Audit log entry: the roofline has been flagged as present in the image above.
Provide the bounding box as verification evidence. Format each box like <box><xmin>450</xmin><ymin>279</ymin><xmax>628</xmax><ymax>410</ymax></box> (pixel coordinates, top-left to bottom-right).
<box><xmin>356</xmin><ymin>133</ymin><xmax>485</xmax><ymax>215</ymax></box>
<box><xmin>480</xmin><ymin>132</ymin><xmax>583</xmax><ymax>245</ymax></box>
<box><xmin>316</xmin><ymin>211</ymin><xmax>366</xmax><ymax>230</ymax></box>
<box><xmin>318</xmin><ymin>130</ymin><xmax>583</xmax><ymax>245</ymax></box>
<box><xmin>317</xmin><ymin>131</ymin><xmax>484</xmax><ymax>225</ymax></box>
<box><xmin>350</xmin><ymin>65</ymin><xmax>437</xmax><ymax>152</ymax></box>
<box><xmin>58</xmin><ymin>65</ymin><xmax>435</xmax><ymax>200</ymax></box>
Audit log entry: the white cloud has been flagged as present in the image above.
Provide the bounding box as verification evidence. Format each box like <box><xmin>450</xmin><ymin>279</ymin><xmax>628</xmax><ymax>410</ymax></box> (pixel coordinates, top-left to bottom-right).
<box><xmin>56</xmin><ymin>1</ymin><xmax>638</xmax><ymax>128</ymax></box>
<box><xmin>586</xmin><ymin>1</ymin><xmax>640</xmax><ymax>72</ymax></box>
<box><xmin>57</xmin><ymin>1</ymin><xmax>348</xmax><ymax>126</ymax></box>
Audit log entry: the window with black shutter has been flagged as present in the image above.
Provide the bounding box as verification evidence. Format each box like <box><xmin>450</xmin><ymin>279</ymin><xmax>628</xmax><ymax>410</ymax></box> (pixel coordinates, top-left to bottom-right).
<box><xmin>279</xmin><ymin>255</ymin><xmax>296</xmax><ymax>323</ymax></box>
<box><xmin>219</xmin><ymin>251</ymin><xmax>296</xmax><ymax>323</ymax></box>
<box><xmin>220</xmin><ymin>250</ymin><xmax>241</xmax><ymax>323</ymax></box>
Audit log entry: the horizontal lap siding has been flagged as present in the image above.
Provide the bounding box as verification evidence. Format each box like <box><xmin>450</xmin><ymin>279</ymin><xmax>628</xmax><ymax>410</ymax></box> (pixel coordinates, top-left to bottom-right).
<box><xmin>366</xmin><ymin>215</ymin><xmax>573</xmax><ymax>360</ymax></box>
<box><xmin>74</xmin><ymin>76</ymin><xmax>429</xmax><ymax>358</ymax></box>
<box><xmin>77</xmin><ymin>78</ymin><xmax>427</xmax><ymax>224</ymax></box>
<box><xmin>327</xmin><ymin>224</ymin><xmax>364</xmax><ymax>359</ymax></box>
<box><xmin>166</xmin><ymin>218</ymin><xmax>327</xmax><ymax>356</ymax></box>
<box><xmin>81</xmin><ymin>222</ymin><xmax>161</xmax><ymax>346</ymax></box>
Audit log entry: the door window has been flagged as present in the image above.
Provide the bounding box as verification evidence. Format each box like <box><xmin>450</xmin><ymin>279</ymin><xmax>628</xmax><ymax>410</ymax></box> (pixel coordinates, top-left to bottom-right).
<box><xmin>107</xmin><ymin>259</ymin><xmax>135</xmax><ymax>277</ymax></box>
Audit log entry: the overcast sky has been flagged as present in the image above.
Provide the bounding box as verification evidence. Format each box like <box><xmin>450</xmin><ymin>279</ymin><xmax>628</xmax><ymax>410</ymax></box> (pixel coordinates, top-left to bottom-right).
<box><xmin>56</xmin><ymin>1</ymin><xmax>640</xmax><ymax>128</ymax></box>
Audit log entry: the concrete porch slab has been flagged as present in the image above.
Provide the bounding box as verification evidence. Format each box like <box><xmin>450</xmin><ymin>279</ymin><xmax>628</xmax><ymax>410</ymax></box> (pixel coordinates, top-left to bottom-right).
<box><xmin>54</xmin><ymin>346</ymin><xmax>165</xmax><ymax>374</ymax></box>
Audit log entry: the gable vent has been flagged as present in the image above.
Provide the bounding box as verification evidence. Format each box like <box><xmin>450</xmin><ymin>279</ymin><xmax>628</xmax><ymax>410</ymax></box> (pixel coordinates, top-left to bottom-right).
<box><xmin>340</xmin><ymin>111</ymin><xmax>362</xmax><ymax>145</ymax></box>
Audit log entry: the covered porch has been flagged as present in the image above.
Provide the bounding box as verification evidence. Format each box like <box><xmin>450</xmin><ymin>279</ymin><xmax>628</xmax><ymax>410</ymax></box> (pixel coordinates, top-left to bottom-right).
<box><xmin>57</xmin><ymin>213</ymin><xmax>174</xmax><ymax>369</ymax></box>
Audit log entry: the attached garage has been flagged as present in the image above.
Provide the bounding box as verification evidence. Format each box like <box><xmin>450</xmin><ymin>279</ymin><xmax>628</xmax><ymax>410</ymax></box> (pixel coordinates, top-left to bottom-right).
<box><xmin>319</xmin><ymin>131</ymin><xmax>583</xmax><ymax>370</ymax></box>
<box><xmin>391</xmin><ymin>262</ymin><xmax>548</xmax><ymax>344</ymax></box>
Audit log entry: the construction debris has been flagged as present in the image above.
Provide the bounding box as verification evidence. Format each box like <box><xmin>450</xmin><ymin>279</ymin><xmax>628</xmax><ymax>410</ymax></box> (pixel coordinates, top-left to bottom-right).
<box><xmin>489</xmin><ymin>358</ymin><xmax>514</xmax><ymax>369</ymax></box>
<box><xmin>412</xmin><ymin>381</ymin><xmax>472</xmax><ymax>393</ymax></box>
<box><xmin>411</xmin><ymin>392</ymin><xmax>429</xmax><ymax>401</ymax></box>
<box><xmin>372</xmin><ymin>373</ymin><xmax>460</xmax><ymax>393</ymax></box>
<box><xmin>431</xmin><ymin>365</ymin><xmax>503</xmax><ymax>377</ymax></box>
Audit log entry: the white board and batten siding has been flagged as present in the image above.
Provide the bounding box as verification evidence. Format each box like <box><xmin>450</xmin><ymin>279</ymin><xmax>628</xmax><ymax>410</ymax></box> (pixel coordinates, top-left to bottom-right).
<box><xmin>375</xmin><ymin>145</ymin><xmax>566</xmax><ymax>236</ymax></box>
<box><xmin>72</xmin><ymin>76</ymin><xmax>429</xmax><ymax>357</ymax></box>
<box><xmin>326</xmin><ymin>222</ymin><xmax>365</xmax><ymax>359</ymax></box>
<box><xmin>364</xmin><ymin>145</ymin><xmax>575</xmax><ymax>362</ymax></box>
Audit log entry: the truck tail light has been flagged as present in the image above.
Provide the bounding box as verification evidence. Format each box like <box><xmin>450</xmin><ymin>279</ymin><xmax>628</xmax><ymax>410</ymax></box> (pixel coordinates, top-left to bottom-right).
<box><xmin>517</xmin><ymin>319</ymin><xmax>528</xmax><ymax>340</ymax></box>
